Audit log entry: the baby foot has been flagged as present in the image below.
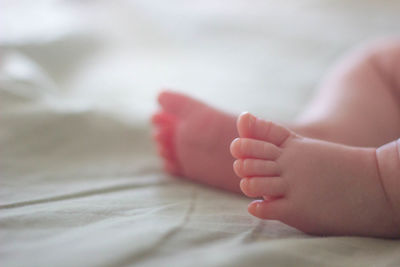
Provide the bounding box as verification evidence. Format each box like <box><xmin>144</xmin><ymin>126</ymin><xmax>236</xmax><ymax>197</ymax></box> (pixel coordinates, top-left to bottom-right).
<box><xmin>152</xmin><ymin>91</ymin><xmax>241</xmax><ymax>192</ymax></box>
<box><xmin>230</xmin><ymin>112</ymin><xmax>400</xmax><ymax>237</ymax></box>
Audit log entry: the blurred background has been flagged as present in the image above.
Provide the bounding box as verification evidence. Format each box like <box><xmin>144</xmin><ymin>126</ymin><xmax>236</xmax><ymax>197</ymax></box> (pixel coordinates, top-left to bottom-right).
<box><xmin>2</xmin><ymin>1</ymin><xmax>400</xmax><ymax>266</ymax></box>
<box><xmin>2</xmin><ymin>0</ymin><xmax>399</xmax><ymax>122</ymax></box>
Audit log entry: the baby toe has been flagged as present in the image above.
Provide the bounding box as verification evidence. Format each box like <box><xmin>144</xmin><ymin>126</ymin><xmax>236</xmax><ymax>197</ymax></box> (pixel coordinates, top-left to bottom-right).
<box><xmin>151</xmin><ymin>111</ymin><xmax>177</xmax><ymax>126</ymax></box>
<box><xmin>236</xmin><ymin>112</ymin><xmax>292</xmax><ymax>146</ymax></box>
<box><xmin>230</xmin><ymin>138</ymin><xmax>281</xmax><ymax>160</ymax></box>
<box><xmin>155</xmin><ymin>135</ymin><xmax>181</xmax><ymax>175</ymax></box>
<box><xmin>153</xmin><ymin>128</ymin><xmax>171</xmax><ymax>144</ymax></box>
<box><xmin>152</xmin><ymin>111</ymin><xmax>182</xmax><ymax>176</ymax></box>
<box><xmin>240</xmin><ymin>177</ymin><xmax>287</xmax><ymax>198</ymax></box>
<box><xmin>248</xmin><ymin>199</ymin><xmax>287</xmax><ymax>220</ymax></box>
<box><xmin>233</xmin><ymin>159</ymin><xmax>280</xmax><ymax>178</ymax></box>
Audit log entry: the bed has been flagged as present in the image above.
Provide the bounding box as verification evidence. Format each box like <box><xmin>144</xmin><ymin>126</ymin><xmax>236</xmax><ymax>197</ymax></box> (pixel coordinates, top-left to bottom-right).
<box><xmin>2</xmin><ymin>0</ymin><xmax>400</xmax><ymax>266</ymax></box>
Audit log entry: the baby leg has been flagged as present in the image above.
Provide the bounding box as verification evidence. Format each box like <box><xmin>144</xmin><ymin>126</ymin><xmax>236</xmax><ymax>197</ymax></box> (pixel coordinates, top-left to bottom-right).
<box><xmin>296</xmin><ymin>38</ymin><xmax>400</xmax><ymax>147</ymax></box>
<box><xmin>152</xmin><ymin>39</ymin><xmax>400</xmax><ymax>193</ymax></box>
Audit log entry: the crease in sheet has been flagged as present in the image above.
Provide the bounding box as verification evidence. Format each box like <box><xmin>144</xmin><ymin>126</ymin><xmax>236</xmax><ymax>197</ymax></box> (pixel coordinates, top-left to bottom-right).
<box><xmin>111</xmin><ymin>188</ymin><xmax>198</xmax><ymax>266</ymax></box>
<box><xmin>0</xmin><ymin>179</ymin><xmax>174</xmax><ymax>209</ymax></box>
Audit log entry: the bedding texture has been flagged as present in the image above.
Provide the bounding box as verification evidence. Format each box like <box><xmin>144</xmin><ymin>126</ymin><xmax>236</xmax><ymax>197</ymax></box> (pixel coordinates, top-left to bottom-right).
<box><xmin>1</xmin><ymin>0</ymin><xmax>400</xmax><ymax>266</ymax></box>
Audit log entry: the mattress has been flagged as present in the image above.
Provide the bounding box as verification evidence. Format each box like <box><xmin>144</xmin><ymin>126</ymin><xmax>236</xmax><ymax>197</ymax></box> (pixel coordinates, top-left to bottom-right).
<box><xmin>1</xmin><ymin>0</ymin><xmax>400</xmax><ymax>266</ymax></box>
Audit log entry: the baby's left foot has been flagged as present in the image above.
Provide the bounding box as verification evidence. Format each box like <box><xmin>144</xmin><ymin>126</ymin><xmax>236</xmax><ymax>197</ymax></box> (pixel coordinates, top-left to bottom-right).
<box><xmin>230</xmin><ymin>112</ymin><xmax>400</xmax><ymax>237</ymax></box>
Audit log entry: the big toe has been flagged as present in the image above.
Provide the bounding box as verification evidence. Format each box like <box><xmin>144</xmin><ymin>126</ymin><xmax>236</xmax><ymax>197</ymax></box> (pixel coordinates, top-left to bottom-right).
<box><xmin>237</xmin><ymin>112</ymin><xmax>292</xmax><ymax>146</ymax></box>
<box><xmin>158</xmin><ymin>90</ymin><xmax>206</xmax><ymax>117</ymax></box>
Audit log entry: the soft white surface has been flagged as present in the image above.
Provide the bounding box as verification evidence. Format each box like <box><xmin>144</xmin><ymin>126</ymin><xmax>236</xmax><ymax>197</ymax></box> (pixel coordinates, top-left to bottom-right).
<box><xmin>1</xmin><ymin>0</ymin><xmax>400</xmax><ymax>266</ymax></box>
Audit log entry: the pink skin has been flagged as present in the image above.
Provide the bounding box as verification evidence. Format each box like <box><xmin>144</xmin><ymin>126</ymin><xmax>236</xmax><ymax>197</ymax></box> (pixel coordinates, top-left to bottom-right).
<box><xmin>152</xmin><ymin>92</ymin><xmax>240</xmax><ymax>192</ymax></box>
<box><xmin>152</xmin><ymin>39</ymin><xmax>400</xmax><ymax>237</ymax></box>
<box><xmin>231</xmin><ymin>112</ymin><xmax>400</xmax><ymax>238</ymax></box>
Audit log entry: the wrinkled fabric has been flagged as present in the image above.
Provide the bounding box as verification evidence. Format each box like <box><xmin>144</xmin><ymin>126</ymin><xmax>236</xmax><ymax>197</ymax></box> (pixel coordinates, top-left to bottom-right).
<box><xmin>1</xmin><ymin>1</ymin><xmax>400</xmax><ymax>266</ymax></box>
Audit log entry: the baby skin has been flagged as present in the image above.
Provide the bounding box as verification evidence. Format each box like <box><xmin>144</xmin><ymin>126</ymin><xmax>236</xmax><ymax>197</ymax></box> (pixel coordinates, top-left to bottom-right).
<box><xmin>152</xmin><ymin>39</ymin><xmax>400</xmax><ymax>238</ymax></box>
<box><xmin>231</xmin><ymin>112</ymin><xmax>400</xmax><ymax>237</ymax></box>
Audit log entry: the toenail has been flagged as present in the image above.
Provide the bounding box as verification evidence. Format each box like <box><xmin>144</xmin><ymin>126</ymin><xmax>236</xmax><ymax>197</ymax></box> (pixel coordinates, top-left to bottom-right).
<box><xmin>230</xmin><ymin>138</ymin><xmax>241</xmax><ymax>155</ymax></box>
<box><xmin>240</xmin><ymin>178</ymin><xmax>248</xmax><ymax>188</ymax></box>
<box><xmin>232</xmin><ymin>138</ymin><xmax>240</xmax><ymax>146</ymax></box>
<box><xmin>240</xmin><ymin>111</ymin><xmax>250</xmax><ymax>117</ymax></box>
<box><xmin>248</xmin><ymin>201</ymin><xmax>262</xmax><ymax>215</ymax></box>
<box><xmin>234</xmin><ymin>159</ymin><xmax>240</xmax><ymax>168</ymax></box>
<box><xmin>256</xmin><ymin>202</ymin><xmax>262</xmax><ymax>214</ymax></box>
<box><xmin>233</xmin><ymin>160</ymin><xmax>242</xmax><ymax>172</ymax></box>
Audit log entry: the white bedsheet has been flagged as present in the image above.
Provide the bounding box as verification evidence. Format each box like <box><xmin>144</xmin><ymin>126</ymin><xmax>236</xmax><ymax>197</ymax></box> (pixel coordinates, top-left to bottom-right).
<box><xmin>2</xmin><ymin>0</ymin><xmax>400</xmax><ymax>266</ymax></box>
